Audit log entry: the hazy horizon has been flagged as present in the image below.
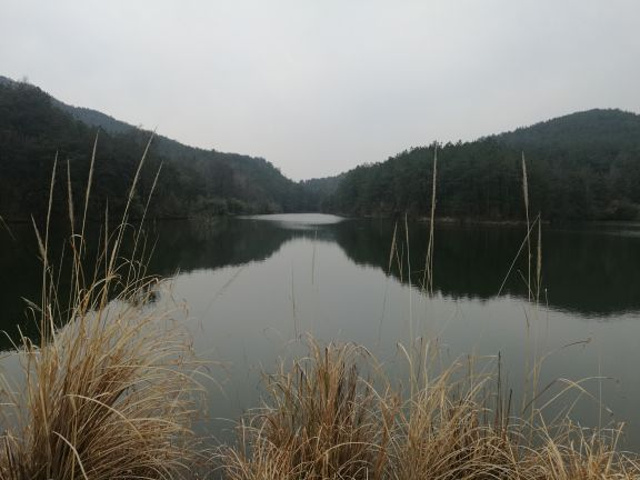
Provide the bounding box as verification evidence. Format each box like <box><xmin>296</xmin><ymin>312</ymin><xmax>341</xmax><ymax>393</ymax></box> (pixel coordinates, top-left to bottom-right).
<box><xmin>2</xmin><ymin>1</ymin><xmax>639</xmax><ymax>180</ymax></box>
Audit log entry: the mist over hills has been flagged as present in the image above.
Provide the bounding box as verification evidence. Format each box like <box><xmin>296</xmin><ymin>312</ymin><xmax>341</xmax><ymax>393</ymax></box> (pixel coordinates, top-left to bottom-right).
<box><xmin>1</xmin><ymin>74</ymin><xmax>639</xmax><ymax>222</ymax></box>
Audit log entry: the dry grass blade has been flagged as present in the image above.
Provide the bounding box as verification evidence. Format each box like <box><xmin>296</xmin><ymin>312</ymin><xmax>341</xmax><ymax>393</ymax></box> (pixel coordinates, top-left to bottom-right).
<box><xmin>0</xmin><ymin>215</ymin><xmax>16</xmax><ymax>242</ymax></box>
<box><xmin>387</xmin><ymin>221</ymin><xmax>398</xmax><ymax>274</ymax></box>
<box><xmin>522</xmin><ymin>152</ymin><xmax>532</xmax><ymax>301</ymax></box>
<box><xmin>126</xmin><ymin>161</ymin><xmax>163</xmax><ymax>286</ymax></box>
<box><xmin>422</xmin><ymin>145</ymin><xmax>437</xmax><ymax>295</ymax></box>
<box><xmin>536</xmin><ymin>219</ymin><xmax>542</xmax><ymax>302</ymax></box>
<box><xmin>81</xmin><ymin>133</ymin><xmax>98</xmax><ymax>244</ymax></box>
<box><xmin>498</xmin><ymin>213</ymin><xmax>540</xmax><ymax>297</ymax></box>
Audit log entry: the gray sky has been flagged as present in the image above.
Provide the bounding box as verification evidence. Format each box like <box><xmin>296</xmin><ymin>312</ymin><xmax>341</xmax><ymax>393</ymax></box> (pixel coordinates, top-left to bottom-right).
<box><xmin>1</xmin><ymin>1</ymin><xmax>639</xmax><ymax>180</ymax></box>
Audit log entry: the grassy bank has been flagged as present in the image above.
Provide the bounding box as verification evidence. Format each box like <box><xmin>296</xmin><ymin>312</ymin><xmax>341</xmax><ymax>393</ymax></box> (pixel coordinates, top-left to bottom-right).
<box><xmin>216</xmin><ymin>338</ymin><xmax>639</xmax><ymax>480</ymax></box>
<box><xmin>3</xmin><ymin>309</ymin><xmax>638</xmax><ymax>479</ymax></box>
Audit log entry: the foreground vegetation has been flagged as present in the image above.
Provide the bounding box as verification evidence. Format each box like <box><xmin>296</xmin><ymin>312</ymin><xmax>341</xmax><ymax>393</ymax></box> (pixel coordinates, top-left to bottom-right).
<box><xmin>3</xmin><ymin>307</ymin><xmax>639</xmax><ymax>479</ymax></box>
<box><xmin>0</xmin><ymin>282</ymin><xmax>203</xmax><ymax>479</ymax></box>
<box><xmin>0</xmin><ymin>144</ymin><xmax>207</xmax><ymax>477</ymax></box>
<box><xmin>218</xmin><ymin>339</ymin><xmax>640</xmax><ymax>480</ymax></box>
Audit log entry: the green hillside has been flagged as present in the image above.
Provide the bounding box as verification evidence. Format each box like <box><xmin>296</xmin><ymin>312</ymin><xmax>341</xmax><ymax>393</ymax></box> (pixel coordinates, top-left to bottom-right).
<box><xmin>327</xmin><ymin>109</ymin><xmax>640</xmax><ymax>221</ymax></box>
<box><xmin>0</xmin><ymin>77</ymin><xmax>313</xmax><ymax>222</ymax></box>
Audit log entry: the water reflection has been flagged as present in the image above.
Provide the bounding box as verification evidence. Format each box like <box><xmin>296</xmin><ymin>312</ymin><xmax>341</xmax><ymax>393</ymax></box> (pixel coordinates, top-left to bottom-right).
<box><xmin>0</xmin><ymin>224</ymin><xmax>43</xmax><ymax>344</ymax></box>
<box><xmin>144</xmin><ymin>217</ymin><xmax>640</xmax><ymax>317</ymax></box>
<box><xmin>333</xmin><ymin>220</ymin><xmax>640</xmax><ymax>316</ymax></box>
<box><xmin>3</xmin><ymin>216</ymin><xmax>640</xmax><ymax>348</ymax></box>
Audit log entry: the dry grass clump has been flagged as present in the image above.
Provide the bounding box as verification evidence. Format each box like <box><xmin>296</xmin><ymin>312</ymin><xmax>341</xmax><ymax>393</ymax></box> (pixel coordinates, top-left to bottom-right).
<box><xmin>218</xmin><ymin>341</ymin><xmax>389</xmax><ymax>480</ymax></box>
<box><xmin>0</xmin><ymin>282</ymin><xmax>202</xmax><ymax>480</ymax></box>
<box><xmin>0</xmin><ymin>137</ymin><xmax>205</xmax><ymax>479</ymax></box>
<box><xmin>387</xmin><ymin>357</ymin><xmax>521</xmax><ymax>480</ymax></box>
<box><xmin>529</xmin><ymin>424</ymin><xmax>640</xmax><ymax>480</ymax></box>
<box><xmin>217</xmin><ymin>339</ymin><xmax>640</xmax><ymax>480</ymax></box>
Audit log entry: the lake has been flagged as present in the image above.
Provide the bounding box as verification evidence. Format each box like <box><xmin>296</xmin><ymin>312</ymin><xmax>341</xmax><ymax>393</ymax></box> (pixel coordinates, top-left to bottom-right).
<box><xmin>2</xmin><ymin>214</ymin><xmax>640</xmax><ymax>448</ymax></box>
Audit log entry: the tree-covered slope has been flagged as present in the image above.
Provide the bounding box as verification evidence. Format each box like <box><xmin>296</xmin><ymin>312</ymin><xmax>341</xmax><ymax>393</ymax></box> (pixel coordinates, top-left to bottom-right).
<box><xmin>54</xmin><ymin>101</ymin><xmax>135</xmax><ymax>135</ymax></box>
<box><xmin>328</xmin><ymin>109</ymin><xmax>640</xmax><ymax>221</ymax></box>
<box><xmin>0</xmin><ymin>78</ymin><xmax>313</xmax><ymax>221</ymax></box>
<box><xmin>498</xmin><ymin>108</ymin><xmax>640</xmax><ymax>151</ymax></box>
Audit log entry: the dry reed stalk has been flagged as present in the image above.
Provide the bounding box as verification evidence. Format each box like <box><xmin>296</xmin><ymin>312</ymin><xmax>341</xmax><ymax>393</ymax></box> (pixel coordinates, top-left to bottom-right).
<box><xmin>536</xmin><ymin>220</ymin><xmax>542</xmax><ymax>303</ymax></box>
<box><xmin>522</xmin><ymin>152</ymin><xmax>531</xmax><ymax>301</ymax></box>
<box><xmin>387</xmin><ymin>221</ymin><xmax>398</xmax><ymax>274</ymax></box>
<box><xmin>422</xmin><ymin>145</ymin><xmax>438</xmax><ymax>295</ymax></box>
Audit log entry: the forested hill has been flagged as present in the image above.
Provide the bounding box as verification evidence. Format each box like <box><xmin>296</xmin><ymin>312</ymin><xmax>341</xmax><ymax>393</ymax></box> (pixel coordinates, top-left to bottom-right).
<box><xmin>0</xmin><ymin>77</ymin><xmax>315</xmax><ymax>222</ymax></box>
<box><xmin>55</xmin><ymin>100</ymin><xmax>135</xmax><ymax>135</ymax></box>
<box><xmin>498</xmin><ymin>109</ymin><xmax>640</xmax><ymax>151</ymax></box>
<box><xmin>327</xmin><ymin>109</ymin><xmax>640</xmax><ymax>221</ymax></box>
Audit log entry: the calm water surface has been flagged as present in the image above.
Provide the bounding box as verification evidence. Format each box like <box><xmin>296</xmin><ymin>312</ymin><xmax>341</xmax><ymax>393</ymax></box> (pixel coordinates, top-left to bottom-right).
<box><xmin>2</xmin><ymin>214</ymin><xmax>640</xmax><ymax>447</ymax></box>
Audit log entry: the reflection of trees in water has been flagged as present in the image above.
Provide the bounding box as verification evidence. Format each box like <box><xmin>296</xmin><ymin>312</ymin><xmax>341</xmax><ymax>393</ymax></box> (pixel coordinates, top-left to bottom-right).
<box><xmin>539</xmin><ymin>227</ymin><xmax>640</xmax><ymax>316</ymax></box>
<box><xmin>145</xmin><ymin>218</ymin><xmax>336</xmax><ymax>276</ymax></box>
<box><xmin>331</xmin><ymin>220</ymin><xmax>529</xmax><ymax>299</ymax></box>
<box><xmin>0</xmin><ymin>224</ymin><xmax>47</xmax><ymax>346</ymax></box>
<box><xmin>150</xmin><ymin>217</ymin><xmax>640</xmax><ymax>317</ymax></box>
<box><xmin>2</xmin><ymin>218</ymin><xmax>639</xmax><ymax>350</ymax></box>
<box><xmin>331</xmin><ymin>220</ymin><xmax>640</xmax><ymax>317</ymax></box>
<box><xmin>0</xmin><ymin>218</ymin><xmax>337</xmax><ymax>349</ymax></box>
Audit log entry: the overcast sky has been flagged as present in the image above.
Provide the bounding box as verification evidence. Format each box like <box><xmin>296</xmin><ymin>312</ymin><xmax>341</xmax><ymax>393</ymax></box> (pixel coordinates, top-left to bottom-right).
<box><xmin>1</xmin><ymin>1</ymin><xmax>639</xmax><ymax>180</ymax></box>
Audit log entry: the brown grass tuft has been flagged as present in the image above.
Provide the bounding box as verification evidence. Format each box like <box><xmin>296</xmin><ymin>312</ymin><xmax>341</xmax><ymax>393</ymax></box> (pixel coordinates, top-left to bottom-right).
<box><xmin>0</xmin><ymin>282</ymin><xmax>203</xmax><ymax>480</ymax></box>
<box><xmin>218</xmin><ymin>340</ymin><xmax>388</xmax><ymax>480</ymax></box>
<box><xmin>217</xmin><ymin>339</ymin><xmax>640</xmax><ymax>480</ymax></box>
